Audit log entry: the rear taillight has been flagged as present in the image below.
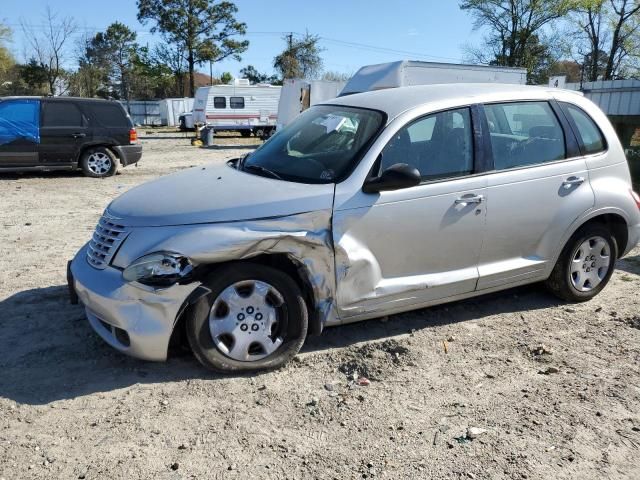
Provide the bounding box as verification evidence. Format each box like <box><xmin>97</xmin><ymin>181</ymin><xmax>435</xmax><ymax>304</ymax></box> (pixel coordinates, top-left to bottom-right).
<box><xmin>631</xmin><ymin>190</ymin><xmax>640</xmax><ymax>211</ymax></box>
<box><xmin>129</xmin><ymin>128</ymin><xmax>138</xmax><ymax>144</ymax></box>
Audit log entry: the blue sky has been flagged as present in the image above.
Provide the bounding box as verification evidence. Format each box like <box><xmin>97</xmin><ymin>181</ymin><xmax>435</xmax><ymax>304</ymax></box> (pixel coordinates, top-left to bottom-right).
<box><xmin>2</xmin><ymin>0</ymin><xmax>483</xmax><ymax>77</ymax></box>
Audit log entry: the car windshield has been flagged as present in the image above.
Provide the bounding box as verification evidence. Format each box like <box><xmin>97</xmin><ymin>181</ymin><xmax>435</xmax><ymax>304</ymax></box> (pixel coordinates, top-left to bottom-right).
<box><xmin>242</xmin><ymin>105</ymin><xmax>385</xmax><ymax>183</ymax></box>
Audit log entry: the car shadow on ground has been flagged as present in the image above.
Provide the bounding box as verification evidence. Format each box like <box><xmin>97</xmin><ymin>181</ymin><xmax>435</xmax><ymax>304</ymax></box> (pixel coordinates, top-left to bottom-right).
<box><xmin>617</xmin><ymin>254</ymin><xmax>640</xmax><ymax>275</ymax></box>
<box><xmin>0</xmin><ymin>170</ymin><xmax>86</xmax><ymax>181</ymax></box>
<box><xmin>0</xmin><ymin>280</ymin><xmax>564</xmax><ymax>406</ymax></box>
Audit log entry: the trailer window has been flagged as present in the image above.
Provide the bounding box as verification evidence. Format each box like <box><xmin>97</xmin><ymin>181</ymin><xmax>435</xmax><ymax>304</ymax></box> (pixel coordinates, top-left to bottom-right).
<box><xmin>230</xmin><ymin>97</ymin><xmax>245</xmax><ymax>109</ymax></box>
<box><xmin>213</xmin><ymin>97</ymin><xmax>226</xmax><ymax>109</ymax></box>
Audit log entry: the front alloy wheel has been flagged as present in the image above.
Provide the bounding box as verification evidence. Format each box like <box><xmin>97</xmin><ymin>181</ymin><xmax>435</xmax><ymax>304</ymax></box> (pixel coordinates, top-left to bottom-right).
<box><xmin>186</xmin><ymin>263</ymin><xmax>308</xmax><ymax>372</ymax></box>
<box><xmin>209</xmin><ymin>280</ymin><xmax>286</xmax><ymax>361</ymax></box>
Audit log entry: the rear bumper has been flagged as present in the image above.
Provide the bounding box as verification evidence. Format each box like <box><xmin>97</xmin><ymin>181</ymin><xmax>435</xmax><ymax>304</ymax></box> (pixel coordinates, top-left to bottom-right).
<box><xmin>113</xmin><ymin>144</ymin><xmax>143</xmax><ymax>167</ymax></box>
<box><xmin>68</xmin><ymin>244</ymin><xmax>199</xmax><ymax>361</ymax></box>
<box><xmin>624</xmin><ymin>222</ymin><xmax>640</xmax><ymax>257</ymax></box>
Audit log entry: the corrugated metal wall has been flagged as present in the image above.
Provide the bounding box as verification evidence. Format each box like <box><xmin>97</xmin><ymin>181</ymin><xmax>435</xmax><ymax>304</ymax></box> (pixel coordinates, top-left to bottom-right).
<box><xmin>565</xmin><ymin>80</ymin><xmax>640</xmax><ymax>116</ymax></box>
<box><xmin>120</xmin><ymin>101</ymin><xmax>162</xmax><ymax>126</ymax></box>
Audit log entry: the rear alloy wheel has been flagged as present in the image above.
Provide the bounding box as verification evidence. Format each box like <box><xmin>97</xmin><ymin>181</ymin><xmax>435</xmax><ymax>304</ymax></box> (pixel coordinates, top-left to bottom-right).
<box><xmin>81</xmin><ymin>147</ymin><xmax>118</xmax><ymax>178</ymax></box>
<box><xmin>546</xmin><ymin>224</ymin><xmax>617</xmax><ymax>302</ymax></box>
<box><xmin>186</xmin><ymin>263</ymin><xmax>308</xmax><ymax>372</ymax></box>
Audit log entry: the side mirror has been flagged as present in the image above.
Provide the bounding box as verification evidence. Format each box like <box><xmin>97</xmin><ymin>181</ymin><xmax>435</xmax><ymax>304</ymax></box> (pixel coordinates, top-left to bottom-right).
<box><xmin>362</xmin><ymin>163</ymin><xmax>421</xmax><ymax>193</ymax></box>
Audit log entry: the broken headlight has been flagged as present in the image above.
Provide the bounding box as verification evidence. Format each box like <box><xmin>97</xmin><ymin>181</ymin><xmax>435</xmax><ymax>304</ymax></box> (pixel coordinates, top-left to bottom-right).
<box><xmin>123</xmin><ymin>252</ymin><xmax>193</xmax><ymax>288</ymax></box>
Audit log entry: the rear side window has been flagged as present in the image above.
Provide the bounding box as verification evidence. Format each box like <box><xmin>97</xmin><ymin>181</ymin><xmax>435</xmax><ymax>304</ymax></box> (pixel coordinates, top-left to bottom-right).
<box><xmin>0</xmin><ymin>99</ymin><xmax>40</xmax><ymax>146</ymax></box>
<box><xmin>484</xmin><ymin>101</ymin><xmax>566</xmax><ymax>170</ymax></box>
<box><xmin>563</xmin><ymin>104</ymin><xmax>606</xmax><ymax>154</ymax></box>
<box><xmin>380</xmin><ymin>107</ymin><xmax>474</xmax><ymax>181</ymax></box>
<box><xmin>213</xmin><ymin>97</ymin><xmax>226</xmax><ymax>109</ymax></box>
<box><xmin>230</xmin><ymin>97</ymin><xmax>245</xmax><ymax>109</ymax></box>
<box><xmin>89</xmin><ymin>103</ymin><xmax>130</xmax><ymax>127</ymax></box>
<box><xmin>42</xmin><ymin>102</ymin><xmax>84</xmax><ymax>127</ymax></box>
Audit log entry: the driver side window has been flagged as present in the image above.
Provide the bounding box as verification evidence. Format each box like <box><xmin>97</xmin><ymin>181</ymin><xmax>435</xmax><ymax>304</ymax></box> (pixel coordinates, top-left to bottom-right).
<box><xmin>380</xmin><ymin>107</ymin><xmax>474</xmax><ymax>181</ymax></box>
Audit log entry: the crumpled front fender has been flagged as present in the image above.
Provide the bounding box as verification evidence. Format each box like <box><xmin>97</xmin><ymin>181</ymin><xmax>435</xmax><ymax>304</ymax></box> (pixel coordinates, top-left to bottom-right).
<box><xmin>112</xmin><ymin>210</ymin><xmax>339</xmax><ymax>327</ymax></box>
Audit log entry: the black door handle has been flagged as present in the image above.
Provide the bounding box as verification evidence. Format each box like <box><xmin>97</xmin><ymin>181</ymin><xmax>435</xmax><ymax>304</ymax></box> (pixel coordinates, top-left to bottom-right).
<box><xmin>71</xmin><ymin>133</ymin><xmax>86</xmax><ymax>138</ymax></box>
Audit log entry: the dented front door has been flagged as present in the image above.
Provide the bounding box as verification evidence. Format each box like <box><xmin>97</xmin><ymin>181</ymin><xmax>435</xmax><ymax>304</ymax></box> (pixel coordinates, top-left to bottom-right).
<box><xmin>332</xmin><ymin>176</ymin><xmax>488</xmax><ymax>321</ymax></box>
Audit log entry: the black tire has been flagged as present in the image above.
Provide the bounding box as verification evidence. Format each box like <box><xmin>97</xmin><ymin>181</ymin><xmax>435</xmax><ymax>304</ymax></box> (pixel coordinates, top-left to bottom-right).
<box><xmin>80</xmin><ymin>147</ymin><xmax>118</xmax><ymax>178</ymax></box>
<box><xmin>545</xmin><ymin>223</ymin><xmax>618</xmax><ymax>302</ymax></box>
<box><xmin>186</xmin><ymin>263</ymin><xmax>308</xmax><ymax>373</ymax></box>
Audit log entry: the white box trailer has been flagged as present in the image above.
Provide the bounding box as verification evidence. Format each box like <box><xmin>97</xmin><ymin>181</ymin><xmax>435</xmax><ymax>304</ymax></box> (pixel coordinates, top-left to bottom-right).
<box><xmin>340</xmin><ymin>60</ymin><xmax>527</xmax><ymax>96</ymax></box>
<box><xmin>192</xmin><ymin>79</ymin><xmax>281</xmax><ymax>137</ymax></box>
<box><xmin>159</xmin><ymin>97</ymin><xmax>194</xmax><ymax>127</ymax></box>
<box><xmin>277</xmin><ymin>79</ymin><xmax>347</xmax><ymax>129</ymax></box>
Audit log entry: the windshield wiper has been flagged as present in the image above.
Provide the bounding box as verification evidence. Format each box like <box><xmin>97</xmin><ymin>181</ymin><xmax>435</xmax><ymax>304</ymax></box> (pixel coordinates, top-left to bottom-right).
<box><xmin>243</xmin><ymin>163</ymin><xmax>283</xmax><ymax>180</ymax></box>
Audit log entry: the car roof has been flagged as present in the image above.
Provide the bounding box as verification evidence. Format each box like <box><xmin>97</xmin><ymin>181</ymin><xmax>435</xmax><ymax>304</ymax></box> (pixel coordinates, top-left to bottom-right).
<box><xmin>0</xmin><ymin>96</ymin><xmax>122</xmax><ymax>105</ymax></box>
<box><xmin>325</xmin><ymin>83</ymin><xmax>583</xmax><ymax>121</ymax></box>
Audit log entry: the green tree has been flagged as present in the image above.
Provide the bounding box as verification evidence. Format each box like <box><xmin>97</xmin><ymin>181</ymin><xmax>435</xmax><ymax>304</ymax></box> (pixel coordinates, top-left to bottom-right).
<box><xmin>460</xmin><ymin>0</ymin><xmax>575</xmax><ymax>82</ymax></box>
<box><xmin>548</xmin><ymin>59</ymin><xmax>583</xmax><ymax>82</ymax></box>
<box><xmin>19</xmin><ymin>59</ymin><xmax>49</xmax><ymax>94</ymax></box>
<box><xmin>239</xmin><ymin>64</ymin><xmax>279</xmax><ymax>84</ymax></box>
<box><xmin>220</xmin><ymin>71</ymin><xmax>233</xmax><ymax>84</ymax></box>
<box><xmin>604</xmin><ymin>0</ymin><xmax>640</xmax><ymax>79</ymax></box>
<box><xmin>0</xmin><ymin>23</ymin><xmax>14</xmax><ymax>83</ymax></box>
<box><xmin>571</xmin><ymin>0</ymin><xmax>640</xmax><ymax>81</ymax></box>
<box><xmin>137</xmin><ymin>0</ymin><xmax>249</xmax><ymax>96</ymax></box>
<box><xmin>152</xmin><ymin>40</ymin><xmax>187</xmax><ymax>96</ymax></box>
<box><xmin>87</xmin><ymin>22</ymin><xmax>138</xmax><ymax>101</ymax></box>
<box><xmin>273</xmin><ymin>32</ymin><xmax>324</xmax><ymax>80</ymax></box>
<box><xmin>130</xmin><ymin>45</ymin><xmax>176</xmax><ymax>99</ymax></box>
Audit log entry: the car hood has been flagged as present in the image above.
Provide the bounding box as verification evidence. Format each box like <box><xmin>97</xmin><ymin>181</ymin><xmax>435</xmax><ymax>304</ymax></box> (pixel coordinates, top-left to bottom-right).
<box><xmin>107</xmin><ymin>162</ymin><xmax>335</xmax><ymax>227</ymax></box>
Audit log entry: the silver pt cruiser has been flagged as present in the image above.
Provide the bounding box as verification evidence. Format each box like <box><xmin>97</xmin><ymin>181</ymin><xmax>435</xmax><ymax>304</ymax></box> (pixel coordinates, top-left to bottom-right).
<box><xmin>69</xmin><ymin>84</ymin><xmax>640</xmax><ymax>372</ymax></box>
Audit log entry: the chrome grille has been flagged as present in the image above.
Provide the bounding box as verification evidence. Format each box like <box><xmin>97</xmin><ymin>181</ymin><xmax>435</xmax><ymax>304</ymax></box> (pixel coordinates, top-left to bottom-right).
<box><xmin>86</xmin><ymin>214</ymin><xmax>129</xmax><ymax>269</ymax></box>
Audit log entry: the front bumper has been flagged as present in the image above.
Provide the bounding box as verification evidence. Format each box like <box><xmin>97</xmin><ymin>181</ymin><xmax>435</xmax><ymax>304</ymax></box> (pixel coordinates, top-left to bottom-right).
<box><xmin>69</xmin><ymin>244</ymin><xmax>199</xmax><ymax>361</ymax></box>
<box><xmin>113</xmin><ymin>144</ymin><xmax>143</xmax><ymax>167</ymax></box>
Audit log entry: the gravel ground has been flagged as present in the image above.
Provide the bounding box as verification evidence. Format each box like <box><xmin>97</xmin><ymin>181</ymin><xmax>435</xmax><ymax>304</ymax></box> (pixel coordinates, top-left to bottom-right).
<box><xmin>1</xmin><ymin>132</ymin><xmax>640</xmax><ymax>480</ymax></box>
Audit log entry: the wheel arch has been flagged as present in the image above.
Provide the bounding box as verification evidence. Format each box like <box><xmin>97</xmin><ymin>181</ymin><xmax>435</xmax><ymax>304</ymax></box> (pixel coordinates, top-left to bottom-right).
<box><xmin>77</xmin><ymin>144</ymin><xmax>120</xmax><ymax>168</ymax></box>
<box><xmin>168</xmin><ymin>254</ymin><xmax>322</xmax><ymax>357</ymax></box>
<box><xmin>562</xmin><ymin>209</ymin><xmax>629</xmax><ymax>260</ymax></box>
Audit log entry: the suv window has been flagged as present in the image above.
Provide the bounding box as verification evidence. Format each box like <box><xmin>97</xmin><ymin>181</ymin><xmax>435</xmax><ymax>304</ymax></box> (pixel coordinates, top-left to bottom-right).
<box><xmin>42</xmin><ymin>102</ymin><xmax>84</xmax><ymax>127</ymax></box>
<box><xmin>0</xmin><ymin>99</ymin><xmax>40</xmax><ymax>145</ymax></box>
<box><xmin>563</xmin><ymin>104</ymin><xmax>606</xmax><ymax>154</ymax></box>
<box><xmin>380</xmin><ymin>107</ymin><xmax>473</xmax><ymax>181</ymax></box>
<box><xmin>89</xmin><ymin>103</ymin><xmax>129</xmax><ymax>127</ymax></box>
<box><xmin>213</xmin><ymin>97</ymin><xmax>226</xmax><ymax>109</ymax></box>
<box><xmin>230</xmin><ymin>97</ymin><xmax>245</xmax><ymax>109</ymax></box>
<box><xmin>484</xmin><ymin>102</ymin><xmax>566</xmax><ymax>170</ymax></box>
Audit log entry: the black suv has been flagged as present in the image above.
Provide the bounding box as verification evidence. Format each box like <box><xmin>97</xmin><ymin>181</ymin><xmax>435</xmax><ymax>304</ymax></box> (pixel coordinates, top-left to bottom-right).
<box><xmin>0</xmin><ymin>96</ymin><xmax>142</xmax><ymax>178</ymax></box>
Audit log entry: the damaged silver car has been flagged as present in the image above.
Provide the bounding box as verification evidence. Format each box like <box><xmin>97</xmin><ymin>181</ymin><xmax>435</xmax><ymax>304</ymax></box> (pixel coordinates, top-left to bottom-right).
<box><xmin>69</xmin><ymin>84</ymin><xmax>640</xmax><ymax>372</ymax></box>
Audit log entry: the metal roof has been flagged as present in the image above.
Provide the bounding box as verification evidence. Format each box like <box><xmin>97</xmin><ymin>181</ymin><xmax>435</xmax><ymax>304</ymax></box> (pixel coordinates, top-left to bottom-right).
<box><xmin>565</xmin><ymin>80</ymin><xmax>640</xmax><ymax>116</ymax></box>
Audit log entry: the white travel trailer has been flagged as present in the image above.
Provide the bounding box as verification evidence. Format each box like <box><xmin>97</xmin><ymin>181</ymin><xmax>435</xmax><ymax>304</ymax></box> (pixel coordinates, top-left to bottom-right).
<box><xmin>276</xmin><ymin>79</ymin><xmax>347</xmax><ymax>130</ymax></box>
<box><xmin>160</xmin><ymin>97</ymin><xmax>194</xmax><ymax>127</ymax></box>
<box><xmin>340</xmin><ymin>60</ymin><xmax>527</xmax><ymax>96</ymax></box>
<box><xmin>192</xmin><ymin>79</ymin><xmax>281</xmax><ymax>137</ymax></box>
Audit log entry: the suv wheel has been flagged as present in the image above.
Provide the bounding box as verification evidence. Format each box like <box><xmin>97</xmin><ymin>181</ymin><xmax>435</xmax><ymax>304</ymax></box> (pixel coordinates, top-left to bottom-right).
<box><xmin>81</xmin><ymin>147</ymin><xmax>118</xmax><ymax>178</ymax></box>
<box><xmin>186</xmin><ymin>263</ymin><xmax>308</xmax><ymax>373</ymax></box>
<box><xmin>546</xmin><ymin>224</ymin><xmax>618</xmax><ymax>302</ymax></box>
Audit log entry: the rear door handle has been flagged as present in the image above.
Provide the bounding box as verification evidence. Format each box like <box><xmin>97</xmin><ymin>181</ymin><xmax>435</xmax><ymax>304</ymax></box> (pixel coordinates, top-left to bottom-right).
<box><xmin>562</xmin><ymin>176</ymin><xmax>585</xmax><ymax>187</ymax></box>
<box><xmin>455</xmin><ymin>194</ymin><xmax>484</xmax><ymax>205</ymax></box>
<box><xmin>71</xmin><ymin>133</ymin><xmax>86</xmax><ymax>138</ymax></box>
